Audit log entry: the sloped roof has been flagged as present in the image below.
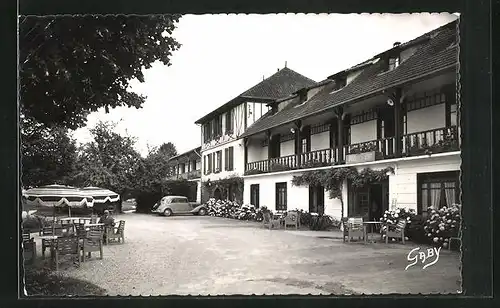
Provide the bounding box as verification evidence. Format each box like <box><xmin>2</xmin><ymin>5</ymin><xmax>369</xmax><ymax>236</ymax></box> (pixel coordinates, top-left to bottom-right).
<box><xmin>241</xmin><ymin>20</ymin><xmax>458</xmax><ymax>138</ymax></box>
<box><xmin>194</xmin><ymin>67</ymin><xmax>316</xmax><ymax>124</ymax></box>
<box><xmin>169</xmin><ymin>146</ymin><xmax>202</xmax><ymax>161</ymax></box>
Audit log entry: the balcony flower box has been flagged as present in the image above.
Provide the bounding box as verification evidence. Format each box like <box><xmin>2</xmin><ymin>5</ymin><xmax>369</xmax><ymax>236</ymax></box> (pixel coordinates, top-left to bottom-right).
<box><xmin>346</xmin><ymin>151</ymin><xmax>383</xmax><ymax>164</ymax></box>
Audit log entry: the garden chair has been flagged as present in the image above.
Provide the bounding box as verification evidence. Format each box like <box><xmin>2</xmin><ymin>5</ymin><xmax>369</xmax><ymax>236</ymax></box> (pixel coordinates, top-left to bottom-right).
<box><xmin>82</xmin><ymin>229</ymin><xmax>103</xmax><ymax>262</ymax></box>
<box><xmin>41</xmin><ymin>226</ymin><xmax>57</xmax><ymax>258</ymax></box>
<box><xmin>22</xmin><ymin>231</ymin><xmax>36</xmax><ymax>264</ymax></box>
<box><xmin>106</xmin><ymin>220</ymin><xmax>125</xmax><ymax>244</ymax></box>
<box><xmin>384</xmin><ymin>219</ymin><xmax>407</xmax><ymax>244</ymax></box>
<box><xmin>284</xmin><ymin>210</ymin><xmax>300</xmax><ymax>230</ymax></box>
<box><xmin>74</xmin><ymin>223</ymin><xmax>87</xmax><ymax>241</ymax></box>
<box><xmin>343</xmin><ymin>217</ymin><xmax>366</xmax><ymax>243</ymax></box>
<box><xmin>262</xmin><ymin>212</ymin><xmax>280</xmax><ymax>230</ymax></box>
<box><xmin>54</xmin><ymin>236</ymin><xmax>81</xmax><ymax>271</ymax></box>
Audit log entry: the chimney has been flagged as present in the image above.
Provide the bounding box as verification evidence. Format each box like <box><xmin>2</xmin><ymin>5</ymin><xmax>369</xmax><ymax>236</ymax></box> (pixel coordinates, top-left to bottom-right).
<box><xmin>277</xmin><ymin>68</ymin><xmax>280</xmax><ymax>72</ymax></box>
<box><xmin>393</xmin><ymin>41</ymin><xmax>401</xmax><ymax>47</ymax></box>
<box><xmin>285</xmin><ymin>61</ymin><xmax>287</xmax><ymax>68</ymax></box>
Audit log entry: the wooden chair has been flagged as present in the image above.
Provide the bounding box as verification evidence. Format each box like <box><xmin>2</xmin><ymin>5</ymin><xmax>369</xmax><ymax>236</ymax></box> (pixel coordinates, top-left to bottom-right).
<box><xmin>90</xmin><ymin>215</ymin><xmax>98</xmax><ymax>224</ymax></box>
<box><xmin>74</xmin><ymin>223</ymin><xmax>87</xmax><ymax>241</ymax></box>
<box><xmin>262</xmin><ymin>212</ymin><xmax>280</xmax><ymax>230</ymax></box>
<box><xmin>22</xmin><ymin>231</ymin><xmax>36</xmax><ymax>264</ymax></box>
<box><xmin>82</xmin><ymin>229</ymin><xmax>103</xmax><ymax>262</ymax></box>
<box><xmin>54</xmin><ymin>236</ymin><xmax>81</xmax><ymax>271</ymax></box>
<box><xmin>344</xmin><ymin>217</ymin><xmax>366</xmax><ymax>243</ymax></box>
<box><xmin>384</xmin><ymin>219</ymin><xmax>407</xmax><ymax>244</ymax></box>
<box><xmin>41</xmin><ymin>226</ymin><xmax>56</xmax><ymax>258</ymax></box>
<box><xmin>284</xmin><ymin>211</ymin><xmax>300</xmax><ymax>230</ymax></box>
<box><xmin>106</xmin><ymin>220</ymin><xmax>125</xmax><ymax>244</ymax></box>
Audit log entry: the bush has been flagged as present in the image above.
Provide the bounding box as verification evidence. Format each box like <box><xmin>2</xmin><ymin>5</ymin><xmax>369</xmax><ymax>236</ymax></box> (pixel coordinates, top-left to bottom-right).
<box><xmin>423</xmin><ymin>204</ymin><xmax>461</xmax><ymax>248</ymax></box>
<box><xmin>406</xmin><ymin>215</ymin><xmax>432</xmax><ymax>245</ymax></box>
<box><xmin>204</xmin><ymin>198</ymin><xmax>263</xmax><ymax>221</ymax></box>
<box><xmin>309</xmin><ymin>214</ymin><xmax>334</xmax><ymax>231</ymax></box>
<box><xmin>380</xmin><ymin>208</ymin><xmax>415</xmax><ymax>233</ymax></box>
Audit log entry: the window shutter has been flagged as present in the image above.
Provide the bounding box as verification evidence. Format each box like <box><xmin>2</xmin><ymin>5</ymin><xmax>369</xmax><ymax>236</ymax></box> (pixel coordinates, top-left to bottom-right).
<box><xmin>203</xmin><ymin>156</ymin><xmax>206</xmax><ymax>175</ymax></box>
<box><xmin>229</xmin><ymin>147</ymin><xmax>234</xmax><ymax>171</ymax></box>
<box><xmin>224</xmin><ymin>148</ymin><xmax>228</xmax><ymax>170</ymax></box>
<box><xmin>218</xmin><ymin>151</ymin><xmax>222</xmax><ymax>172</ymax></box>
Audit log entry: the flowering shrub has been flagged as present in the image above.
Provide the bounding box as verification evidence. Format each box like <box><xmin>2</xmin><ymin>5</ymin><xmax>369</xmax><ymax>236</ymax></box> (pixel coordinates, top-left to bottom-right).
<box><xmin>380</xmin><ymin>208</ymin><xmax>415</xmax><ymax>232</ymax></box>
<box><xmin>204</xmin><ymin>198</ymin><xmax>264</xmax><ymax>222</ymax></box>
<box><xmin>379</xmin><ymin>208</ymin><xmax>415</xmax><ymax>241</ymax></box>
<box><xmin>423</xmin><ymin>204</ymin><xmax>461</xmax><ymax>248</ymax></box>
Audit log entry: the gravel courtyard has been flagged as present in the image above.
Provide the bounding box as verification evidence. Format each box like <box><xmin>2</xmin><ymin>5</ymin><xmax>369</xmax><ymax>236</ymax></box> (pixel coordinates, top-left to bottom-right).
<box><xmin>30</xmin><ymin>212</ymin><xmax>461</xmax><ymax>296</ymax></box>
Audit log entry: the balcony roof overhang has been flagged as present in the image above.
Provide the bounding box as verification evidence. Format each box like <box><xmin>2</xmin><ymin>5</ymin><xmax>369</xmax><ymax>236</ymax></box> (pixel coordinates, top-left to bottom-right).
<box><xmin>241</xmin><ymin>63</ymin><xmax>457</xmax><ymax>139</ymax></box>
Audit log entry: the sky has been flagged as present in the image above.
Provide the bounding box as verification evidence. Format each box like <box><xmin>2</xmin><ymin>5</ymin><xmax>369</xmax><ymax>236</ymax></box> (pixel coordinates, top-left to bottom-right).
<box><xmin>72</xmin><ymin>13</ymin><xmax>459</xmax><ymax>157</ymax></box>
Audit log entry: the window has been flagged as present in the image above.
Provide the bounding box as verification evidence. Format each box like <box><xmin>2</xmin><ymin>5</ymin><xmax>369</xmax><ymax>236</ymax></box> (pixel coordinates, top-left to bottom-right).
<box><xmin>250</xmin><ymin>184</ymin><xmax>260</xmax><ymax>208</ymax></box>
<box><xmin>225</xmin><ymin>109</ymin><xmax>234</xmax><ymax>134</ymax></box>
<box><xmin>301</xmin><ymin>138</ymin><xmax>308</xmax><ymax>153</ymax></box>
<box><xmin>388</xmin><ymin>57</ymin><xmax>400</xmax><ymax>70</ymax></box>
<box><xmin>215</xmin><ymin>151</ymin><xmax>222</xmax><ymax>173</ymax></box>
<box><xmin>224</xmin><ymin>147</ymin><xmax>234</xmax><ymax>171</ymax></box>
<box><xmin>275</xmin><ymin>182</ymin><xmax>287</xmax><ymax>211</ymax></box>
<box><xmin>203</xmin><ymin>123</ymin><xmax>212</xmax><ymax>143</ymax></box>
<box><xmin>449</xmin><ymin>102</ymin><xmax>457</xmax><ymax>127</ymax></box>
<box><xmin>418</xmin><ymin>171</ymin><xmax>460</xmax><ymax>215</ymax></box>
<box><xmin>180</xmin><ymin>163</ymin><xmax>185</xmax><ymax>174</ymax></box>
<box><xmin>207</xmin><ymin>154</ymin><xmax>212</xmax><ymax>174</ymax></box>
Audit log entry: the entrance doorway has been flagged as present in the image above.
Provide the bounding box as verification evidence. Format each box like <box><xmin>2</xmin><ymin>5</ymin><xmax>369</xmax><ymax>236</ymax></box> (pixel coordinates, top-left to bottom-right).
<box><xmin>309</xmin><ymin>185</ymin><xmax>325</xmax><ymax>215</ymax></box>
<box><xmin>213</xmin><ymin>187</ymin><xmax>222</xmax><ymax>200</ymax></box>
<box><xmin>347</xmin><ymin>180</ymin><xmax>389</xmax><ymax>221</ymax></box>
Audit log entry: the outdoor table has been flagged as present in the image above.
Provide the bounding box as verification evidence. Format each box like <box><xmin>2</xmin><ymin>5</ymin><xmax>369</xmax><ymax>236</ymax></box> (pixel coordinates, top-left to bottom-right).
<box><xmin>363</xmin><ymin>221</ymin><xmax>382</xmax><ymax>243</ymax></box>
<box><xmin>84</xmin><ymin>223</ymin><xmax>105</xmax><ymax>231</ymax></box>
<box><xmin>59</xmin><ymin>217</ymin><xmax>92</xmax><ymax>224</ymax></box>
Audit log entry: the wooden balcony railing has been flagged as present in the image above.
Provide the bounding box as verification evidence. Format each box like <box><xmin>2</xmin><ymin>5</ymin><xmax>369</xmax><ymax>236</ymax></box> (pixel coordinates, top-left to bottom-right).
<box><xmin>403</xmin><ymin>126</ymin><xmax>459</xmax><ymax>156</ymax></box>
<box><xmin>245</xmin><ymin>148</ymin><xmax>338</xmax><ymax>175</ymax></box>
<box><xmin>245</xmin><ymin>126</ymin><xmax>459</xmax><ymax>175</ymax></box>
<box><xmin>167</xmin><ymin>169</ymin><xmax>201</xmax><ymax>180</ymax></box>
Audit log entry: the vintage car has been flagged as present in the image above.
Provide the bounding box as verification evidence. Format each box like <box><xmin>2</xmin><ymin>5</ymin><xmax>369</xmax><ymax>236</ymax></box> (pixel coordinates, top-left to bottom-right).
<box><xmin>151</xmin><ymin>195</ymin><xmax>207</xmax><ymax>217</ymax></box>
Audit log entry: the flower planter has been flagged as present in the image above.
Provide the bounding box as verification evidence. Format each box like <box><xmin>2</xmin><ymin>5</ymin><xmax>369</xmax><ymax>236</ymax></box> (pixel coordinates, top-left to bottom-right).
<box><xmin>346</xmin><ymin>151</ymin><xmax>377</xmax><ymax>164</ymax></box>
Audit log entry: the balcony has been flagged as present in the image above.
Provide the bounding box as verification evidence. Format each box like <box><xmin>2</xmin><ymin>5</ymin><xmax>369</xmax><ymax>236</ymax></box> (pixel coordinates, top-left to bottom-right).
<box><xmin>245</xmin><ymin>126</ymin><xmax>459</xmax><ymax>175</ymax></box>
<box><xmin>167</xmin><ymin>169</ymin><xmax>202</xmax><ymax>180</ymax></box>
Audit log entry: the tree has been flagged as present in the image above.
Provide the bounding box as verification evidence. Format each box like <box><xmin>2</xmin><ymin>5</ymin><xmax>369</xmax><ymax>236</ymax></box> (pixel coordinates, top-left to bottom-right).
<box><xmin>19</xmin><ymin>15</ymin><xmax>181</xmax><ymax>130</ymax></box>
<box><xmin>21</xmin><ymin>116</ymin><xmax>77</xmax><ymax>188</ymax></box>
<box><xmin>140</xmin><ymin>142</ymin><xmax>178</xmax><ymax>190</ymax></box>
<box><xmin>70</xmin><ymin>121</ymin><xmax>143</xmax><ymax>197</ymax></box>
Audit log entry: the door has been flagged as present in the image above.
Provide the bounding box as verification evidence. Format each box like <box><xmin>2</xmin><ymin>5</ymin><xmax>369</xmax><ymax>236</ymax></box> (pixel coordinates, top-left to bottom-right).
<box><xmin>177</xmin><ymin>197</ymin><xmax>192</xmax><ymax>213</ymax></box>
<box><xmin>309</xmin><ymin>185</ymin><xmax>325</xmax><ymax>214</ymax></box>
<box><xmin>169</xmin><ymin>198</ymin><xmax>182</xmax><ymax>213</ymax></box>
<box><xmin>250</xmin><ymin>184</ymin><xmax>260</xmax><ymax>208</ymax></box>
<box><xmin>368</xmin><ymin>184</ymin><xmax>383</xmax><ymax>221</ymax></box>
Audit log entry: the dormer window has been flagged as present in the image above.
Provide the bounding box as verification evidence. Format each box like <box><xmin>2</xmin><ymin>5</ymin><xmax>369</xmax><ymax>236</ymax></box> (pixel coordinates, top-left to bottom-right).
<box><xmin>388</xmin><ymin>56</ymin><xmax>400</xmax><ymax>71</ymax></box>
<box><xmin>330</xmin><ymin>76</ymin><xmax>347</xmax><ymax>93</ymax></box>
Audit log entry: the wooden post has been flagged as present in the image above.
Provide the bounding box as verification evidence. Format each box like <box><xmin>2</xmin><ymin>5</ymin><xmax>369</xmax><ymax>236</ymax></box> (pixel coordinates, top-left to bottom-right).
<box><xmin>393</xmin><ymin>88</ymin><xmax>403</xmax><ymax>157</ymax></box>
<box><xmin>294</xmin><ymin>120</ymin><xmax>302</xmax><ymax>166</ymax></box>
<box><xmin>335</xmin><ymin>106</ymin><xmax>344</xmax><ymax>163</ymax></box>
<box><xmin>266</xmin><ymin>130</ymin><xmax>272</xmax><ymax>159</ymax></box>
<box><xmin>244</xmin><ymin>138</ymin><xmax>248</xmax><ymax>172</ymax></box>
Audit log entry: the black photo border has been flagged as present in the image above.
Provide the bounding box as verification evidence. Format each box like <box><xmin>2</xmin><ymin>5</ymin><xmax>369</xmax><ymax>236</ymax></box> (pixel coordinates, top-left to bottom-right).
<box><xmin>1</xmin><ymin>0</ymin><xmax>495</xmax><ymax>307</ymax></box>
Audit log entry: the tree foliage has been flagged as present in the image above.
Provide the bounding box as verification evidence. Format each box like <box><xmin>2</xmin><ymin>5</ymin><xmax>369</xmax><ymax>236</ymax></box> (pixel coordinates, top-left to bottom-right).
<box><xmin>21</xmin><ymin>116</ymin><xmax>77</xmax><ymax>188</ymax></box>
<box><xmin>19</xmin><ymin>15</ymin><xmax>181</xmax><ymax>129</ymax></box>
<box><xmin>292</xmin><ymin>166</ymin><xmax>394</xmax><ymax>218</ymax></box>
<box><xmin>69</xmin><ymin>121</ymin><xmax>143</xmax><ymax>196</ymax></box>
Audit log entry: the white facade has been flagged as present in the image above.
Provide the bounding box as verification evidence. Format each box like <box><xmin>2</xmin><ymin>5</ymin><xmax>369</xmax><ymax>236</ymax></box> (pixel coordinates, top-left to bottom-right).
<box><xmin>201</xmin><ymin>138</ymin><xmax>245</xmax><ymax>182</ymax></box>
<box><xmin>243</xmin><ymin>151</ymin><xmax>460</xmax><ymax>218</ymax></box>
<box><xmin>200</xmin><ymin>100</ymin><xmax>270</xmax><ymax>182</ymax></box>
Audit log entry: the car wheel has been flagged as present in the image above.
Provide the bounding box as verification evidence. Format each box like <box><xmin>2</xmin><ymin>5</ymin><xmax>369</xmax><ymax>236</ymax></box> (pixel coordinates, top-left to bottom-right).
<box><xmin>163</xmin><ymin>209</ymin><xmax>173</xmax><ymax>217</ymax></box>
<box><xmin>198</xmin><ymin>208</ymin><xmax>207</xmax><ymax>216</ymax></box>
